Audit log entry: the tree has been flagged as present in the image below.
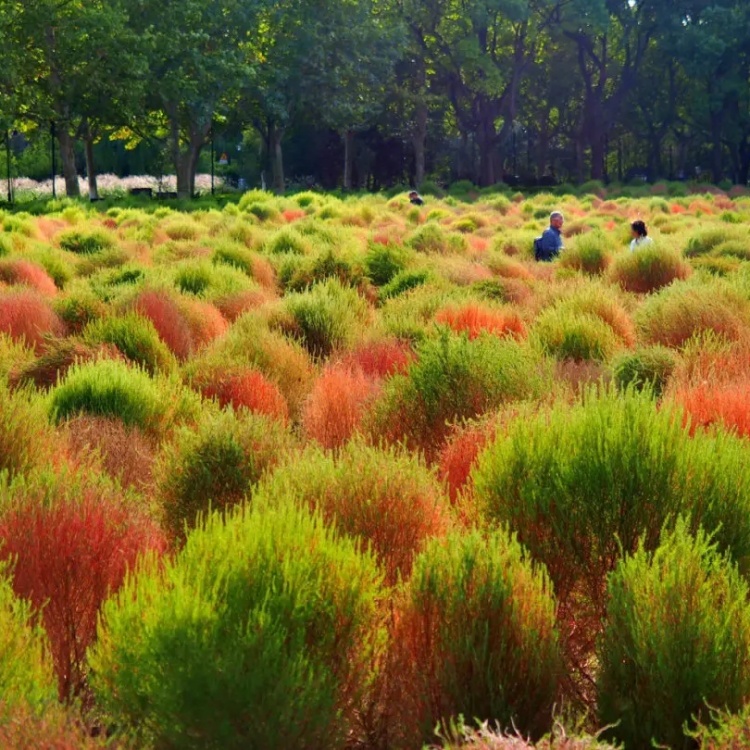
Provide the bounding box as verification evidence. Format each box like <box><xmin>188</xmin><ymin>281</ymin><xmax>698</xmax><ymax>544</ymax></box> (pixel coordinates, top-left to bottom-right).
<box><xmin>0</xmin><ymin>0</ymin><xmax>143</xmax><ymax>198</ymax></box>
<box><xmin>123</xmin><ymin>0</ymin><xmax>264</xmax><ymax>198</ymax></box>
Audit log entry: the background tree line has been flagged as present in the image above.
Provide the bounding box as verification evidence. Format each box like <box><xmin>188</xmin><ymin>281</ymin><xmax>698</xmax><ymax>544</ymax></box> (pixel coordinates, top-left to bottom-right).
<box><xmin>1</xmin><ymin>0</ymin><xmax>749</xmax><ymax>198</ymax></box>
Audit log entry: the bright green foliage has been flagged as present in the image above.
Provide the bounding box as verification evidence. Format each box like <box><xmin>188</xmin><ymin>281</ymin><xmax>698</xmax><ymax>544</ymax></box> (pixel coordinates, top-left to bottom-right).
<box><xmin>636</xmin><ymin>279</ymin><xmax>750</xmax><ymax>348</ymax></box>
<box><xmin>284</xmin><ymin>278</ymin><xmax>369</xmax><ymax>357</ymax></box>
<box><xmin>612</xmin><ymin>346</ymin><xmax>677</xmax><ymax>397</ymax></box>
<box><xmin>58</xmin><ymin>230</ymin><xmax>114</xmax><ymax>255</ymax></box>
<box><xmin>379</xmin><ymin>270</ymin><xmax>430</xmax><ymax>300</ymax></box>
<box><xmin>0</xmin><ymin>565</ymin><xmax>57</xmax><ymax>717</ymax></box>
<box><xmin>365</xmin><ymin>244</ymin><xmax>409</xmax><ymax>286</ymax></box>
<box><xmin>400</xmin><ymin>529</ymin><xmax>561</xmax><ymax>745</ymax></box>
<box><xmin>82</xmin><ymin>313</ymin><xmax>175</xmax><ymax>374</ymax></box>
<box><xmin>157</xmin><ymin>409</ymin><xmax>294</xmax><ymax>542</ymax></box>
<box><xmin>408</xmin><ymin>224</ymin><xmax>449</xmax><ymax>254</ymax></box>
<box><xmin>254</xmin><ymin>441</ymin><xmax>451</xmax><ymax>585</ymax></box>
<box><xmin>560</xmin><ymin>230</ymin><xmax>613</xmax><ymax>275</ymax></box>
<box><xmin>691</xmin><ymin>704</ymin><xmax>750</xmax><ymax>749</ymax></box>
<box><xmin>533</xmin><ymin>309</ymin><xmax>621</xmax><ymax>362</ymax></box>
<box><xmin>0</xmin><ymin>383</ymin><xmax>51</xmax><ymax>481</ymax></box>
<box><xmin>90</xmin><ymin>502</ymin><xmax>383</xmax><ymax>750</ymax></box>
<box><xmin>370</xmin><ymin>330</ymin><xmax>548</xmax><ymax>457</ymax></box>
<box><xmin>264</xmin><ymin>228</ymin><xmax>309</xmax><ymax>255</ymax></box>
<box><xmin>608</xmin><ymin>245</ymin><xmax>691</xmax><ymax>294</ymax></box>
<box><xmin>599</xmin><ymin>521</ymin><xmax>750</xmax><ymax>750</ymax></box>
<box><xmin>473</xmin><ymin>389</ymin><xmax>750</xmax><ymax>610</ymax></box>
<box><xmin>685</xmin><ymin>227</ymin><xmax>748</xmax><ymax>257</ymax></box>
<box><xmin>49</xmin><ymin>359</ymin><xmax>165</xmax><ymax>430</ymax></box>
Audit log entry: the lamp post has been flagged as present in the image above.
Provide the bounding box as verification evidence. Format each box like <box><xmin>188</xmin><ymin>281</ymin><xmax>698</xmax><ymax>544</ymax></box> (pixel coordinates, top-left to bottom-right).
<box><xmin>50</xmin><ymin>121</ymin><xmax>56</xmax><ymax>199</ymax></box>
<box><xmin>5</xmin><ymin>131</ymin><xmax>11</xmax><ymax>204</ymax></box>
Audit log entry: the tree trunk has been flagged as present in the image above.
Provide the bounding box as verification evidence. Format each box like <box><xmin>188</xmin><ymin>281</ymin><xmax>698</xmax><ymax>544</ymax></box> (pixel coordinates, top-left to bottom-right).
<box><xmin>710</xmin><ymin>111</ymin><xmax>723</xmax><ymax>184</ymax></box>
<box><xmin>412</xmin><ymin>98</ymin><xmax>427</xmax><ymax>187</ymax></box>
<box><xmin>342</xmin><ymin>130</ymin><xmax>354</xmax><ymax>190</ymax></box>
<box><xmin>590</xmin><ymin>131</ymin><xmax>606</xmax><ymax>181</ymax></box>
<box><xmin>574</xmin><ymin>132</ymin><xmax>586</xmax><ymax>184</ymax></box>
<box><xmin>83</xmin><ymin>127</ymin><xmax>99</xmax><ymax>201</ymax></box>
<box><xmin>271</xmin><ymin>125</ymin><xmax>285</xmax><ymax>194</ymax></box>
<box><xmin>57</xmin><ymin>129</ymin><xmax>80</xmax><ymax>198</ymax></box>
<box><xmin>175</xmin><ymin>143</ymin><xmax>202</xmax><ymax>199</ymax></box>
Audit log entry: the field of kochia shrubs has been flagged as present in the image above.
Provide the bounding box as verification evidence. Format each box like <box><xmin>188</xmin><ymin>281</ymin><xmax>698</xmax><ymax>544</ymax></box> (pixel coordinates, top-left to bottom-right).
<box><xmin>2</xmin><ymin>181</ymin><xmax>750</xmax><ymax>749</ymax></box>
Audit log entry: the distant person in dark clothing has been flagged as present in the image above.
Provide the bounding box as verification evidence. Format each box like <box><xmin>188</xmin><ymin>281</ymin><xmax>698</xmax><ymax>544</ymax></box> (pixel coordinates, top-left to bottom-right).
<box><xmin>534</xmin><ymin>211</ymin><xmax>564</xmax><ymax>261</ymax></box>
<box><xmin>408</xmin><ymin>190</ymin><xmax>424</xmax><ymax>206</ymax></box>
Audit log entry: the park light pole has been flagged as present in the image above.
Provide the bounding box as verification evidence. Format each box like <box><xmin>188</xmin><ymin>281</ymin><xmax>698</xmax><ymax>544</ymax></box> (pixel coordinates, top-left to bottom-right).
<box><xmin>5</xmin><ymin>131</ymin><xmax>12</xmax><ymax>204</ymax></box>
<box><xmin>50</xmin><ymin>121</ymin><xmax>57</xmax><ymax>199</ymax></box>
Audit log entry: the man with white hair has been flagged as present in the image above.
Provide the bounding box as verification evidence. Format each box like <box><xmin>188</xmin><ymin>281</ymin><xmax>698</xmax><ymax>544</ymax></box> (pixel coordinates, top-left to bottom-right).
<box><xmin>534</xmin><ymin>211</ymin><xmax>564</xmax><ymax>261</ymax></box>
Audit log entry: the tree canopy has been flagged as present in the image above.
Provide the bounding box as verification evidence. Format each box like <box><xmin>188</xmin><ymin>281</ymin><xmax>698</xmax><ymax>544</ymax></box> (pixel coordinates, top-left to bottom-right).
<box><xmin>1</xmin><ymin>0</ymin><xmax>749</xmax><ymax>195</ymax></box>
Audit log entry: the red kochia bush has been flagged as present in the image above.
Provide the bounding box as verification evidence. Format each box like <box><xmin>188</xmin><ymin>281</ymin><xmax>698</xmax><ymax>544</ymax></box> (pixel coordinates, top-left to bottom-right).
<box><xmin>340</xmin><ymin>339</ymin><xmax>414</xmax><ymax>379</ymax></box>
<box><xmin>0</xmin><ymin>259</ymin><xmax>58</xmax><ymax>296</ymax></box>
<box><xmin>0</xmin><ymin>488</ymin><xmax>167</xmax><ymax>700</ymax></box>
<box><xmin>214</xmin><ymin>289</ymin><xmax>275</xmax><ymax>322</ymax></box>
<box><xmin>438</xmin><ymin>418</ymin><xmax>500</xmax><ymax>502</ymax></box>
<box><xmin>197</xmin><ymin>367</ymin><xmax>289</xmax><ymax>424</ymax></box>
<box><xmin>0</xmin><ymin>290</ymin><xmax>65</xmax><ymax>352</ymax></box>
<box><xmin>302</xmin><ymin>365</ymin><xmax>379</xmax><ymax>449</ymax></box>
<box><xmin>675</xmin><ymin>379</ymin><xmax>750</xmax><ymax>438</ymax></box>
<box><xmin>435</xmin><ymin>303</ymin><xmax>526</xmax><ymax>340</ymax></box>
<box><xmin>178</xmin><ymin>298</ymin><xmax>228</xmax><ymax>349</ymax></box>
<box><xmin>133</xmin><ymin>290</ymin><xmax>193</xmax><ymax>359</ymax></box>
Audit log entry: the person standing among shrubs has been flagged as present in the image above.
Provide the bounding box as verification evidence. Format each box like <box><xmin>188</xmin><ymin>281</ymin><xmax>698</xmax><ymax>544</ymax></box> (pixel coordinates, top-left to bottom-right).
<box><xmin>534</xmin><ymin>211</ymin><xmax>564</xmax><ymax>262</ymax></box>
<box><xmin>629</xmin><ymin>220</ymin><xmax>653</xmax><ymax>252</ymax></box>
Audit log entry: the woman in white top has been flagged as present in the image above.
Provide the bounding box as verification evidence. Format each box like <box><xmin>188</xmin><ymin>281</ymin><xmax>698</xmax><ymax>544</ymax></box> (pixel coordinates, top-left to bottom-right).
<box><xmin>630</xmin><ymin>220</ymin><xmax>653</xmax><ymax>252</ymax></box>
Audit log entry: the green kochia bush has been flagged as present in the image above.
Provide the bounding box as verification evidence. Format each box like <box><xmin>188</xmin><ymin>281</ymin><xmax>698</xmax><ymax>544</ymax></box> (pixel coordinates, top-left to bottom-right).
<box><xmin>612</xmin><ymin>346</ymin><xmax>677</xmax><ymax>397</ymax></box>
<box><xmin>0</xmin><ymin>565</ymin><xmax>57</xmax><ymax>717</ymax></box>
<box><xmin>82</xmin><ymin>313</ymin><xmax>175</xmax><ymax>375</ymax></box>
<box><xmin>394</xmin><ymin>529</ymin><xmax>561</xmax><ymax>746</ymax></box>
<box><xmin>49</xmin><ymin>359</ymin><xmax>165</xmax><ymax>430</ymax></box>
<box><xmin>157</xmin><ymin>409</ymin><xmax>294</xmax><ymax>542</ymax></box>
<box><xmin>370</xmin><ymin>330</ymin><xmax>548</xmax><ymax>458</ymax></box>
<box><xmin>57</xmin><ymin>229</ymin><xmax>114</xmax><ymax>255</ymax></box>
<box><xmin>599</xmin><ymin>521</ymin><xmax>750</xmax><ymax>750</ymax></box>
<box><xmin>473</xmin><ymin>389</ymin><xmax>750</xmax><ymax>613</ymax></box>
<box><xmin>90</xmin><ymin>502</ymin><xmax>383</xmax><ymax>750</ymax></box>
<box><xmin>533</xmin><ymin>309</ymin><xmax>621</xmax><ymax>362</ymax></box>
<box><xmin>365</xmin><ymin>243</ymin><xmax>409</xmax><ymax>286</ymax></box>
<box><xmin>284</xmin><ymin>278</ymin><xmax>369</xmax><ymax>358</ymax></box>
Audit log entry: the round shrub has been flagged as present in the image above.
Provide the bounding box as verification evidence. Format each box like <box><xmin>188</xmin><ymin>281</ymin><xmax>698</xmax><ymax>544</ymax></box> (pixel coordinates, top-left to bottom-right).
<box><xmin>369</xmin><ymin>331</ymin><xmax>548</xmax><ymax>458</ymax></box>
<box><xmin>0</xmin><ymin>481</ymin><xmax>167</xmax><ymax>700</ymax></box>
<box><xmin>685</xmin><ymin>227</ymin><xmax>746</xmax><ymax>257</ymax></box>
<box><xmin>533</xmin><ymin>309</ymin><xmax>621</xmax><ymax>362</ymax></box>
<box><xmin>473</xmin><ymin>389</ymin><xmax>750</xmax><ymax>622</ymax></box>
<box><xmin>283</xmin><ymin>278</ymin><xmax>369</xmax><ymax>358</ymax></box>
<box><xmin>636</xmin><ymin>281</ymin><xmax>750</xmax><ymax>348</ymax></box>
<box><xmin>82</xmin><ymin>312</ymin><xmax>176</xmax><ymax>375</ymax></box>
<box><xmin>0</xmin><ymin>565</ymin><xmax>56</xmax><ymax>717</ymax></box>
<box><xmin>90</xmin><ymin>502</ymin><xmax>383</xmax><ymax>750</ymax></box>
<box><xmin>609</xmin><ymin>245</ymin><xmax>691</xmax><ymax>293</ymax></box>
<box><xmin>379</xmin><ymin>269</ymin><xmax>429</xmax><ymax>300</ymax></box>
<box><xmin>0</xmin><ymin>259</ymin><xmax>58</xmax><ymax>296</ymax></box>
<box><xmin>301</xmin><ymin>364</ymin><xmax>378</xmax><ymax>449</ymax></box>
<box><xmin>156</xmin><ymin>409</ymin><xmax>294</xmax><ymax>542</ymax></box>
<box><xmin>559</xmin><ymin>230</ymin><xmax>613</xmax><ymax>275</ymax></box>
<box><xmin>435</xmin><ymin>303</ymin><xmax>526</xmax><ymax>340</ymax></box>
<box><xmin>264</xmin><ymin>227</ymin><xmax>309</xmax><ymax>255</ymax></box>
<box><xmin>612</xmin><ymin>346</ymin><xmax>677</xmax><ymax>397</ymax></box>
<box><xmin>0</xmin><ymin>289</ymin><xmax>65</xmax><ymax>352</ymax></box>
<box><xmin>194</xmin><ymin>365</ymin><xmax>289</xmax><ymax>424</ymax></box>
<box><xmin>132</xmin><ymin>289</ymin><xmax>194</xmax><ymax>360</ymax></box>
<box><xmin>54</xmin><ymin>287</ymin><xmax>108</xmax><ymax>334</ymax></box>
<box><xmin>57</xmin><ymin>229</ymin><xmax>114</xmax><ymax>255</ymax></box>
<box><xmin>49</xmin><ymin>359</ymin><xmax>165</xmax><ymax>431</ymax></box>
<box><xmin>255</xmin><ymin>441</ymin><xmax>451</xmax><ymax>585</ymax></box>
<box><xmin>598</xmin><ymin>521</ymin><xmax>750</xmax><ymax>750</ymax></box>
<box><xmin>408</xmin><ymin>223</ymin><xmax>449</xmax><ymax>254</ymax></box>
<box><xmin>173</xmin><ymin>262</ymin><xmax>214</xmax><ymax>296</ymax></box>
<box><xmin>0</xmin><ymin>383</ymin><xmax>57</xmax><ymax>480</ymax></box>
<box><xmin>365</xmin><ymin>243</ymin><xmax>408</xmax><ymax>286</ymax></box>
<box><xmin>389</xmin><ymin>529</ymin><xmax>561</xmax><ymax>747</ymax></box>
